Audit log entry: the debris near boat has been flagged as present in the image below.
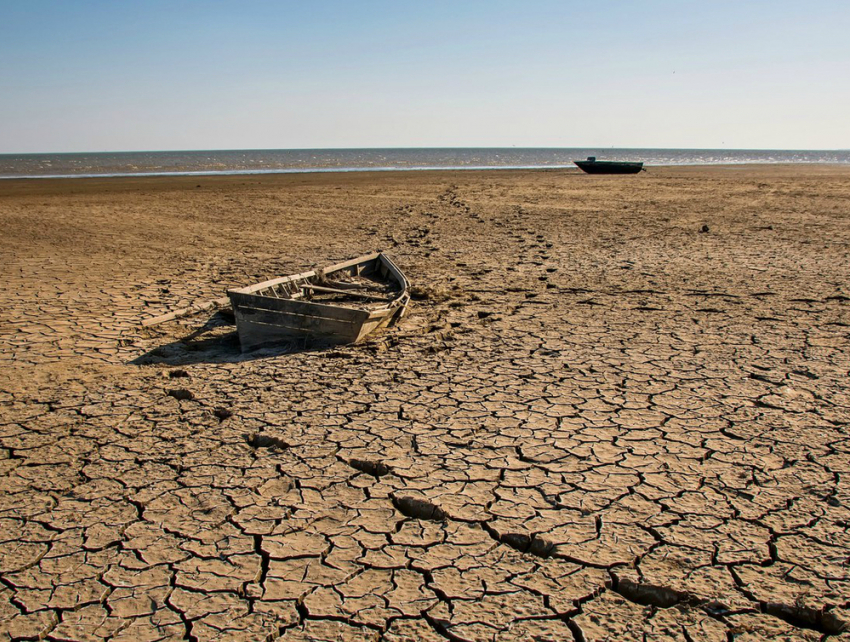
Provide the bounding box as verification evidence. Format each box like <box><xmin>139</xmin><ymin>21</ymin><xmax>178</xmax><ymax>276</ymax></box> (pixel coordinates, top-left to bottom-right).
<box><xmin>141</xmin><ymin>296</ymin><xmax>230</xmax><ymax>327</ymax></box>
<box><xmin>228</xmin><ymin>252</ymin><xmax>410</xmax><ymax>352</ymax></box>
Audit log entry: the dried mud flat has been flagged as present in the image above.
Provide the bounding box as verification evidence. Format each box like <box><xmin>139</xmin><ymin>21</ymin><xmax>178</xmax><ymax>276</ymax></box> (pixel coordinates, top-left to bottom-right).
<box><xmin>1</xmin><ymin>166</ymin><xmax>849</xmax><ymax>641</ymax></box>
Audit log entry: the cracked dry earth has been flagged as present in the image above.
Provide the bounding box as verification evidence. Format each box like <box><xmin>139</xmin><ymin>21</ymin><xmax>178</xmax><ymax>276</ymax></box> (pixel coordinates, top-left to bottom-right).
<box><xmin>1</xmin><ymin>166</ymin><xmax>849</xmax><ymax>641</ymax></box>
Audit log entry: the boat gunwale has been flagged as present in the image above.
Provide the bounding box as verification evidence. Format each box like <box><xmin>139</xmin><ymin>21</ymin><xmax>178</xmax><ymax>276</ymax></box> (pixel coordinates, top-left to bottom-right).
<box><xmin>228</xmin><ymin>251</ymin><xmax>384</xmax><ymax>295</ymax></box>
<box><xmin>227</xmin><ymin>252</ymin><xmax>409</xmax><ymax>317</ymax></box>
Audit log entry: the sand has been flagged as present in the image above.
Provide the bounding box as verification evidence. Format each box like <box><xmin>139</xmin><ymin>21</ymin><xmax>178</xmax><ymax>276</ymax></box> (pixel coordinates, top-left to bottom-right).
<box><xmin>1</xmin><ymin>165</ymin><xmax>849</xmax><ymax>640</ymax></box>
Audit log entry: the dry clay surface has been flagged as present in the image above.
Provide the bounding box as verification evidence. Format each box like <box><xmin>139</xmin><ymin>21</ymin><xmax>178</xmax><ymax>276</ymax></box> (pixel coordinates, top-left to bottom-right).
<box><xmin>1</xmin><ymin>166</ymin><xmax>849</xmax><ymax>641</ymax></box>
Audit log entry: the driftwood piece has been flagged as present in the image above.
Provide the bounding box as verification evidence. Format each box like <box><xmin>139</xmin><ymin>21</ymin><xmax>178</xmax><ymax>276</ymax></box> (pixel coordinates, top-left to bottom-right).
<box><xmin>141</xmin><ymin>296</ymin><xmax>231</xmax><ymax>327</ymax></box>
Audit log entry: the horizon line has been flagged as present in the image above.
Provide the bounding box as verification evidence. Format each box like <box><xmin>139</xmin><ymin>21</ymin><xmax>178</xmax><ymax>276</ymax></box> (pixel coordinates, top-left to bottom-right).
<box><xmin>2</xmin><ymin>145</ymin><xmax>849</xmax><ymax>156</ymax></box>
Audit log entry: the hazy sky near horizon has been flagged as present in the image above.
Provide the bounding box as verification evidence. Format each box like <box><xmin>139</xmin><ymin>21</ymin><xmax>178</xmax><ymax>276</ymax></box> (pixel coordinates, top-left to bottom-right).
<box><xmin>1</xmin><ymin>0</ymin><xmax>848</xmax><ymax>153</ymax></box>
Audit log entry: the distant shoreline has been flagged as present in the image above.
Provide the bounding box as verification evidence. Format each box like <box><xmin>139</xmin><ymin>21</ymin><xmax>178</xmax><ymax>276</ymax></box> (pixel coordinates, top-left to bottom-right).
<box><xmin>4</xmin><ymin>161</ymin><xmax>850</xmax><ymax>181</ymax></box>
<box><xmin>2</xmin><ymin>148</ymin><xmax>848</xmax><ymax>180</ymax></box>
<box><xmin>3</xmin><ymin>164</ymin><xmax>850</xmax><ymax>198</ymax></box>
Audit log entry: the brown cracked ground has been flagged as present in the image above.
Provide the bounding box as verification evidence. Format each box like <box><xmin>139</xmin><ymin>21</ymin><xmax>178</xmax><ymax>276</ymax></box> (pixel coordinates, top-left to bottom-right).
<box><xmin>1</xmin><ymin>166</ymin><xmax>849</xmax><ymax>641</ymax></box>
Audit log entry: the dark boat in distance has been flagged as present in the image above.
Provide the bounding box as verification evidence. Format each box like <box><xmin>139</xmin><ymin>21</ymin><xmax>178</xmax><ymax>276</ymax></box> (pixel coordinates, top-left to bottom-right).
<box><xmin>574</xmin><ymin>156</ymin><xmax>644</xmax><ymax>174</ymax></box>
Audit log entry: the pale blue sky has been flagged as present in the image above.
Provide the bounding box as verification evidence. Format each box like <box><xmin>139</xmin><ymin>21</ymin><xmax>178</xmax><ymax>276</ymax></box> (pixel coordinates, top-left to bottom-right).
<box><xmin>1</xmin><ymin>0</ymin><xmax>848</xmax><ymax>152</ymax></box>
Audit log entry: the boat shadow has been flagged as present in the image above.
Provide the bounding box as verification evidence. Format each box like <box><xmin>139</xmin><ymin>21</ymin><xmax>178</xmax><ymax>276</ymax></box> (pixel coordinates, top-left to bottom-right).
<box><xmin>131</xmin><ymin>311</ymin><xmax>331</xmax><ymax>366</ymax></box>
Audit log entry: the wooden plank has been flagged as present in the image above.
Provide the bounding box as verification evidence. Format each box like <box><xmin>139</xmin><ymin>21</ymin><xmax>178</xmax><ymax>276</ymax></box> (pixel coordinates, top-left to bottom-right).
<box><xmin>141</xmin><ymin>296</ymin><xmax>230</xmax><ymax>327</ymax></box>
<box><xmin>378</xmin><ymin>253</ymin><xmax>410</xmax><ymax>290</ymax></box>
<box><xmin>247</xmin><ymin>308</ymin><xmax>391</xmax><ymax>346</ymax></box>
<box><xmin>230</xmin><ymin>252</ymin><xmax>383</xmax><ymax>295</ymax></box>
<box><xmin>321</xmin><ymin>252</ymin><xmax>381</xmax><ymax>275</ymax></box>
<box><xmin>229</xmin><ymin>291</ymin><xmax>378</xmax><ymax>321</ymax></box>
<box><xmin>237</xmin><ymin>322</ymin><xmax>354</xmax><ymax>350</ymax></box>
<box><xmin>235</xmin><ymin>307</ymin><xmax>360</xmax><ymax>330</ymax></box>
<box><xmin>366</xmin><ymin>295</ymin><xmax>408</xmax><ymax>320</ymax></box>
<box><xmin>302</xmin><ymin>284</ymin><xmax>390</xmax><ymax>301</ymax></box>
<box><xmin>323</xmin><ymin>278</ymin><xmax>387</xmax><ymax>292</ymax></box>
<box><xmin>234</xmin><ymin>310</ymin><xmax>362</xmax><ymax>350</ymax></box>
<box><xmin>230</xmin><ymin>268</ymin><xmax>318</xmax><ymax>294</ymax></box>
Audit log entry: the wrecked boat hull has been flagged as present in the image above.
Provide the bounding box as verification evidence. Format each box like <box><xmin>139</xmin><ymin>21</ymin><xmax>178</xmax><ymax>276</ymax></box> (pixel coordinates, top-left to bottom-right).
<box><xmin>228</xmin><ymin>252</ymin><xmax>410</xmax><ymax>351</ymax></box>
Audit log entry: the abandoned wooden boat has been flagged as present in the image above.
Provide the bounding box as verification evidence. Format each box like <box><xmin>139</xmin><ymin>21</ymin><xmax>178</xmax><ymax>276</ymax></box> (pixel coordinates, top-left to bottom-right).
<box><xmin>574</xmin><ymin>156</ymin><xmax>644</xmax><ymax>174</ymax></box>
<box><xmin>227</xmin><ymin>252</ymin><xmax>410</xmax><ymax>351</ymax></box>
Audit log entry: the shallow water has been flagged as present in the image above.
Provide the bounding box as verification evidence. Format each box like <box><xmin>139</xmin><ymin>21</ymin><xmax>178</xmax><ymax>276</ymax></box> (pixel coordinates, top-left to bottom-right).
<box><xmin>1</xmin><ymin>147</ymin><xmax>848</xmax><ymax>179</ymax></box>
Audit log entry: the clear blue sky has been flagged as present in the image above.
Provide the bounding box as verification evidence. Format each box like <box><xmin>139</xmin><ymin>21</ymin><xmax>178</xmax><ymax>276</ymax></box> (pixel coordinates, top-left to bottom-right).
<box><xmin>1</xmin><ymin>0</ymin><xmax>848</xmax><ymax>152</ymax></box>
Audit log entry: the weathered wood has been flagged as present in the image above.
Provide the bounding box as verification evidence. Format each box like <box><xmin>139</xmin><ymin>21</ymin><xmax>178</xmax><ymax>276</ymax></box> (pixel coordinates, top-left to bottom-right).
<box><xmin>228</xmin><ymin>252</ymin><xmax>382</xmax><ymax>295</ymax></box>
<box><xmin>323</xmin><ymin>278</ymin><xmax>387</xmax><ymax>292</ymax></box>
<box><xmin>235</xmin><ymin>308</ymin><xmax>361</xmax><ymax>340</ymax></box>
<box><xmin>302</xmin><ymin>284</ymin><xmax>389</xmax><ymax>301</ymax></box>
<box><xmin>229</xmin><ymin>291</ymin><xmax>373</xmax><ymax>321</ymax></box>
<box><xmin>227</xmin><ymin>252</ymin><xmax>409</xmax><ymax>351</ymax></box>
<box><xmin>141</xmin><ymin>296</ymin><xmax>230</xmax><ymax>327</ymax></box>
